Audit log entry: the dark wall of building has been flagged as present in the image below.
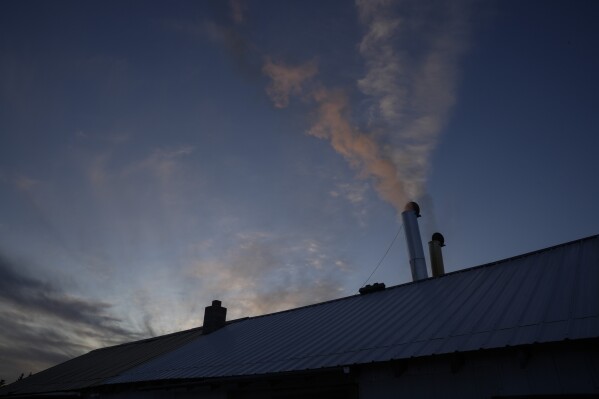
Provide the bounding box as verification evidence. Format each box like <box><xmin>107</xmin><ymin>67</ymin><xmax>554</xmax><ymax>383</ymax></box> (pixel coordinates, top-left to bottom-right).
<box><xmin>89</xmin><ymin>341</ymin><xmax>599</xmax><ymax>399</ymax></box>
<box><xmin>359</xmin><ymin>341</ymin><xmax>599</xmax><ymax>398</ymax></box>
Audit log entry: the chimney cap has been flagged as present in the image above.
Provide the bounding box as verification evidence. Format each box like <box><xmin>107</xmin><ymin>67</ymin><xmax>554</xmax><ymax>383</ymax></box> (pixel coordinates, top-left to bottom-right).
<box><xmin>404</xmin><ymin>201</ymin><xmax>421</xmax><ymax>217</ymax></box>
<box><xmin>431</xmin><ymin>232</ymin><xmax>445</xmax><ymax>246</ymax></box>
<box><xmin>211</xmin><ymin>300</ymin><xmax>222</xmax><ymax>307</ymax></box>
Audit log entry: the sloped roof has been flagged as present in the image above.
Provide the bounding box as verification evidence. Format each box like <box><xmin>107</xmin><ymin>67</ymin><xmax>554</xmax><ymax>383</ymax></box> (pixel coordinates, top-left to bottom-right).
<box><xmin>3</xmin><ymin>235</ymin><xmax>598</xmax><ymax>395</ymax></box>
<box><xmin>107</xmin><ymin>235</ymin><xmax>599</xmax><ymax>384</ymax></box>
<box><xmin>0</xmin><ymin>327</ymin><xmax>203</xmax><ymax>396</ymax></box>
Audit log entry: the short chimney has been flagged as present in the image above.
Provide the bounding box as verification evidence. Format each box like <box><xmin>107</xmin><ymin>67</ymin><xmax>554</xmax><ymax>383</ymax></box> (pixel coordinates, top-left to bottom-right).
<box><xmin>429</xmin><ymin>232</ymin><xmax>445</xmax><ymax>277</ymax></box>
<box><xmin>202</xmin><ymin>300</ymin><xmax>227</xmax><ymax>334</ymax></box>
<box><xmin>402</xmin><ymin>201</ymin><xmax>428</xmax><ymax>281</ymax></box>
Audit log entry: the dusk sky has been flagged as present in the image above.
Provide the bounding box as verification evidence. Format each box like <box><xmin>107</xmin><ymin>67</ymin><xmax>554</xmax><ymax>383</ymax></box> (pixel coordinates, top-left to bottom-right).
<box><xmin>1</xmin><ymin>0</ymin><xmax>598</xmax><ymax>380</ymax></box>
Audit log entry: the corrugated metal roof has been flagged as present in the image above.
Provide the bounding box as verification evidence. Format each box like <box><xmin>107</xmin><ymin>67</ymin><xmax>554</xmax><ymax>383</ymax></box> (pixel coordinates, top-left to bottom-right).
<box><xmin>2</xmin><ymin>235</ymin><xmax>598</xmax><ymax>395</ymax></box>
<box><xmin>104</xmin><ymin>235</ymin><xmax>599</xmax><ymax>384</ymax></box>
<box><xmin>0</xmin><ymin>327</ymin><xmax>203</xmax><ymax>396</ymax></box>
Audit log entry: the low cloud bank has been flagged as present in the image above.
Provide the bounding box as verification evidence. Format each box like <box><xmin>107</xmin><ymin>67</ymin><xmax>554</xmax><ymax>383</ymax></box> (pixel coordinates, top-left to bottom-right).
<box><xmin>0</xmin><ymin>253</ymin><xmax>143</xmax><ymax>381</ymax></box>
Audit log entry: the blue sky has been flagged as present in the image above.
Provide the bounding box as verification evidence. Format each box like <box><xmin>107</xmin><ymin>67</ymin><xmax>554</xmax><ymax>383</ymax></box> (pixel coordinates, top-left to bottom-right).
<box><xmin>1</xmin><ymin>0</ymin><xmax>598</xmax><ymax>380</ymax></box>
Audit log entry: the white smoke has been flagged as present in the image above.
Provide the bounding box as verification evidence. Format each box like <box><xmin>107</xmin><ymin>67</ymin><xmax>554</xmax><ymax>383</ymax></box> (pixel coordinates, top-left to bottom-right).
<box><xmin>264</xmin><ymin>0</ymin><xmax>470</xmax><ymax>213</ymax></box>
<box><xmin>356</xmin><ymin>0</ymin><xmax>470</xmax><ymax>202</ymax></box>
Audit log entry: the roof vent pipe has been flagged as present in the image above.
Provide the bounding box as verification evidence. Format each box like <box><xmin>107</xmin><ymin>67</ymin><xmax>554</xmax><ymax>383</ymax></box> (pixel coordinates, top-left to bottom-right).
<box><xmin>202</xmin><ymin>300</ymin><xmax>227</xmax><ymax>334</ymax></box>
<box><xmin>402</xmin><ymin>202</ymin><xmax>428</xmax><ymax>281</ymax></box>
<box><xmin>429</xmin><ymin>232</ymin><xmax>446</xmax><ymax>277</ymax></box>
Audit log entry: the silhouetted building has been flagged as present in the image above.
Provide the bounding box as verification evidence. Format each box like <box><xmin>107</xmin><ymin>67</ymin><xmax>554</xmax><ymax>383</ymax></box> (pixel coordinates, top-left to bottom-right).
<box><xmin>1</xmin><ymin>235</ymin><xmax>598</xmax><ymax>398</ymax></box>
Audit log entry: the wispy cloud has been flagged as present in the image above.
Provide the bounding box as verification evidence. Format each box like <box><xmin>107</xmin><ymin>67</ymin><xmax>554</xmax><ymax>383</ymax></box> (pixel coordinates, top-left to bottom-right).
<box><xmin>329</xmin><ymin>181</ymin><xmax>371</xmax><ymax>225</ymax></box>
<box><xmin>0</xmin><ymin>54</ymin><xmax>37</xmax><ymax>115</ymax></box>
<box><xmin>186</xmin><ymin>231</ymin><xmax>349</xmax><ymax>318</ymax></box>
<box><xmin>334</xmin><ymin>182</ymin><xmax>369</xmax><ymax>206</ymax></box>
<box><xmin>229</xmin><ymin>0</ymin><xmax>246</xmax><ymax>24</ymax></box>
<box><xmin>85</xmin><ymin>145</ymin><xmax>197</xmax><ymax>212</ymax></box>
<box><xmin>166</xmin><ymin>0</ymin><xmax>257</xmax><ymax>78</ymax></box>
<box><xmin>0</xmin><ymin>253</ymin><xmax>143</xmax><ymax>380</ymax></box>
<box><xmin>75</xmin><ymin>129</ymin><xmax>131</xmax><ymax>145</ymax></box>
<box><xmin>0</xmin><ymin>171</ymin><xmax>41</xmax><ymax>193</ymax></box>
<box><xmin>121</xmin><ymin>145</ymin><xmax>195</xmax><ymax>182</ymax></box>
<box><xmin>263</xmin><ymin>58</ymin><xmax>318</xmax><ymax>108</ymax></box>
<box><xmin>0</xmin><ymin>144</ymin><xmax>206</xmax><ymax>343</ymax></box>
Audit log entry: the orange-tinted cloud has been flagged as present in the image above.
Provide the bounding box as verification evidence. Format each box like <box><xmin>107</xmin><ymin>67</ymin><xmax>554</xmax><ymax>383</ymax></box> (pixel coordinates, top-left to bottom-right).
<box><xmin>263</xmin><ymin>0</ymin><xmax>470</xmax><ymax>213</ymax></box>
<box><xmin>185</xmin><ymin>231</ymin><xmax>347</xmax><ymax>319</ymax></box>
<box><xmin>262</xmin><ymin>58</ymin><xmax>318</xmax><ymax>108</ymax></box>
<box><xmin>308</xmin><ymin>88</ymin><xmax>409</xmax><ymax>209</ymax></box>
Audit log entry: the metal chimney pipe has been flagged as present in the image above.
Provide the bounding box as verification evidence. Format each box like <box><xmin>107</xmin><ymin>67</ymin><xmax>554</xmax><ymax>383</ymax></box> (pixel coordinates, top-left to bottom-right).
<box><xmin>402</xmin><ymin>202</ymin><xmax>428</xmax><ymax>281</ymax></box>
<box><xmin>429</xmin><ymin>232</ymin><xmax>445</xmax><ymax>277</ymax></box>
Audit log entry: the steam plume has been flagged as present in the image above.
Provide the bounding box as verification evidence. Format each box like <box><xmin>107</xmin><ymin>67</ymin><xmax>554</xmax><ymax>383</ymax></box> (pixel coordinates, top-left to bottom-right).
<box><xmin>263</xmin><ymin>0</ymin><xmax>470</xmax><ymax>213</ymax></box>
<box><xmin>357</xmin><ymin>0</ymin><xmax>469</xmax><ymax>201</ymax></box>
<box><xmin>308</xmin><ymin>88</ymin><xmax>408</xmax><ymax>208</ymax></box>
